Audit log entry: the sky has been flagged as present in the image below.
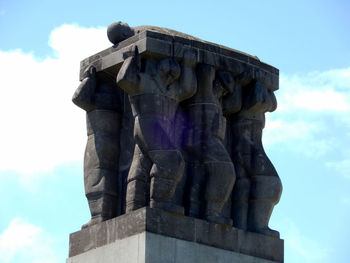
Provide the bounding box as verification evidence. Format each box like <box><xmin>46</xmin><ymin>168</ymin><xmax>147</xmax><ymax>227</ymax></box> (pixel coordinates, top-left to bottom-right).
<box><xmin>0</xmin><ymin>0</ymin><xmax>349</xmax><ymax>262</ymax></box>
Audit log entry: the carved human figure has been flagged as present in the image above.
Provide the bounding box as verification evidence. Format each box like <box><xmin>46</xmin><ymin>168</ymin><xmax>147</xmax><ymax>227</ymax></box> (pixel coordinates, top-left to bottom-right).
<box><xmin>72</xmin><ymin>66</ymin><xmax>122</xmax><ymax>228</ymax></box>
<box><xmin>116</xmin><ymin>46</ymin><xmax>197</xmax><ymax>214</ymax></box>
<box><xmin>228</xmin><ymin>81</ymin><xmax>282</xmax><ymax>237</ymax></box>
<box><xmin>183</xmin><ymin>65</ymin><xmax>236</xmax><ymax>225</ymax></box>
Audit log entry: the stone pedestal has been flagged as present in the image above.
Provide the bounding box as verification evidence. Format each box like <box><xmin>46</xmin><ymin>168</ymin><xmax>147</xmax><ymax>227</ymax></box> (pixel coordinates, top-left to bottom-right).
<box><xmin>70</xmin><ymin>23</ymin><xmax>283</xmax><ymax>263</ymax></box>
<box><xmin>67</xmin><ymin>208</ymin><xmax>283</xmax><ymax>263</ymax></box>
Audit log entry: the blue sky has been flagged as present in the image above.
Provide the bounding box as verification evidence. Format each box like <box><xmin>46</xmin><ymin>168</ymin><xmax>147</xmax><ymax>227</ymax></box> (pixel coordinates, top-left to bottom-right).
<box><xmin>0</xmin><ymin>0</ymin><xmax>349</xmax><ymax>262</ymax></box>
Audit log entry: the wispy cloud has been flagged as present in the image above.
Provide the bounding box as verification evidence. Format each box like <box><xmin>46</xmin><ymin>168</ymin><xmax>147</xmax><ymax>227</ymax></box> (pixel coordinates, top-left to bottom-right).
<box><xmin>281</xmin><ymin>88</ymin><xmax>349</xmax><ymax>112</ymax></box>
<box><xmin>264</xmin><ymin>118</ymin><xmax>318</xmax><ymax>142</ymax></box>
<box><xmin>278</xmin><ymin>68</ymin><xmax>350</xmax><ymax>112</ymax></box>
<box><xmin>0</xmin><ymin>25</ymin><xmax>110</xmax><ymax>177</ymax></box>
<box><xmin>264</xmin><ymin>67</ymin><xmax>350</xmax><ymax>158</ymax></box>
<box><xmin>0</xmin><ymin>218</ymin><xmax>59</xmax><ymax>263</ymax></box>
<box><xmin>263</xmin><ymin>116</ymin><xmax>335</xmax><ymax>158</ymax></box>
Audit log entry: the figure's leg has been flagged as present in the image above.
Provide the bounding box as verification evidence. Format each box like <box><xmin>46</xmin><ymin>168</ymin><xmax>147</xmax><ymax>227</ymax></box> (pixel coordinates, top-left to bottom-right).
<box><xmin>148</xmin><ymin>149</ymin><xmax>185</xmax><ymax>215</ymax></box>
<box><xmin>203</xmin><ymin>161</ymin><xmax>236</xmax><ymax>225</ymax></box>
<box><xmin>83</xmin><ymin>188</ymin><xmax>118</xmax><ymax>228</ymax></box>
<box><xmin>82</xmin><ymin>133</ymin><xmax>120</xmax><ymax>229</ymax></box>
<box><xmin>231</xmin><ymin>163</ymin><xmax>250</xmax><ymax>230</ymax></box>
<box><xmin>125</xmin><ymin>145</ymin><xmax>152</xmax><ymax>213</ymax></box>
<box><xmin>172</xmin><ymin>157</ymin><xmax>187</xmax><ymax>212</ymax></box>
<box><xmin>185</xmin><ymin>161</ymin><xmax>206</xmax><ymax>217</ymax></box>
<box><xmin>247</xmin><ymin>154</ymin><xmax>282</xmax><ymax>238</ymax></box>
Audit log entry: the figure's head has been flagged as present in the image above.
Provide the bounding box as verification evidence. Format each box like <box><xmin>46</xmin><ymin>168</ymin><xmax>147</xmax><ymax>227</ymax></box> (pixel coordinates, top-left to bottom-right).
<box><xmin>157</xmin><ymin>58</ymin><xmax>181</xmax><ymax>86</ymax></box>
<box><xmin>107</xmin><ymin>22</ymin><xmax>134</xmax><ymax>45</ymax></box>
<box><xmin>196</xmin><ymin>64</ymin><xmax>215</xmax><ymax>82</ymax></box>
<box><xmin>215</xmin><ymin>71</ymin><xmax>234</xmax><ymax>99</ymax></box>
<box><xmin>83</xmin><ymin>66</ymin><xmax>96</xmax><ymax>78</ymax></box>
<box><xmin>213</xmin><ymin>79</ymin><xmax>226</xmax><ymax>99</ymax></box>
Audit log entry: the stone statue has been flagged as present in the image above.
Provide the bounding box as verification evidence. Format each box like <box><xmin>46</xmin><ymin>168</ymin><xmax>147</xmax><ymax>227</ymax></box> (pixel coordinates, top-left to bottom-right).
<box><xmin>72</xmin><ymin>22</ymin><xmax>282</xmax><ymax>238</ymax></box>
<box><xmin>72</xmin><ymin>66</ymin><xmax>122</xmax><ymax>229</ymax></box>
<box><xmin>227</xmin><ymin>81</ymin><xmax>282</xmax><ymax>237</ymax></box>
<box><xmin>182</xmin><ymin>65</ymin><xmax>235</xmax><ymax>225</ymax></box>
<box><xmin>116</xmin><ymin>45</ymin><xmax>197</xmax><ymax>214</ymax></box>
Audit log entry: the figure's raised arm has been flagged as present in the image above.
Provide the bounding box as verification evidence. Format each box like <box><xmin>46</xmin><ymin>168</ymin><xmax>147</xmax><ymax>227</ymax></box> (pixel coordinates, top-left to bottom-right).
<box><xmin>243</xmin><ymin>81</ymin><xmax>268</xmax><ymax>112</ymax></box>
<box><xmin>217</xmin><ymin>71</ymin><xmax>242</xmax><ymax>115</ymax></box>
<box><xmin>266</xmin><ymin>90</ymin><xmax>277</xmax><ymax>112</ymax></box>
<box><xmin>178</xmin><ymin>50</ymin><xmax>197</xmax><ymax>101</ymax></box>
<box><xmin>72</xmin><ymin>66</ymin><xmax>97</xmax><ymax>112</ymax></box>
<box><xmin>116</xmin><ymin>45</ymin><xmax>141</xmax><ymax>94</ymax></box>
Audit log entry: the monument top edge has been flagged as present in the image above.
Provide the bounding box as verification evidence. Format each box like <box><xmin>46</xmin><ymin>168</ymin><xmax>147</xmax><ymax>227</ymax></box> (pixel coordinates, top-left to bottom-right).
<box><xmin>133</xmin><ymin>25</ymin><xmax>262</xmax><ymax>61</ymax></box>
<box><xmin>133</xmin><ymin>25</ymin><xmax>205</xmax><ymax>42</ymax></box>
<box><xmin>79</xmin><ymin>22</ymin><xmax>279</xmax><ymax>90</ymax></box>
<box><xmin>82</xmin><ymin>24</ymin><xmax>266</xmax><ymax>65</ymax></box>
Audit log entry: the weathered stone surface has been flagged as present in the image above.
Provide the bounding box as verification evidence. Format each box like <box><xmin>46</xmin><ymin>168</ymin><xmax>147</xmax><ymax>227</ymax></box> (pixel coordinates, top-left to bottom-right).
<box><xmin>116</xmin><ymin>45</ymin><xmax>197</xmax><ymax>215</ymax></box>
<box><xmin>79</xmin><ymin>27</ymin><xmax>278</xmax><ymax>91</ymax></box>
<box><xmin>73</xmin><ymin>66</ymin><xmax>124</xmax><ymax>229</ymax></box>
<box><xmin>68</xmin><ymin>232</ymin><xmax>282</xmax><ymax>263</ymax></box>
<box><xmin>227</xmin><ymin>81</ymin><xmax>282</xmax><ymax>237</ymax></box>
<box><xmin>68</xmin><ymin>207</ymin><xmax>283</xmax><ymax>262</ymax></box>
<box><xmin>72</xmin><ymin>23</ymin><xmax>283</xmax><ymax>261</ymax></box>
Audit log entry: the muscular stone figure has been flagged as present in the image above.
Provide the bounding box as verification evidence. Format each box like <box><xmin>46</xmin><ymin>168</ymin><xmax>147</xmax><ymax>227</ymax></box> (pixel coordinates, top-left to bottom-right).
<box><xmin>116</xmin><ymin>46</ymin><xmax>197</xmax><ymax>214</ymax></box>
<box><xmin>72</xmin><ymin>66</ymin><xmax>122</xmax><ymax>228</ymax></box>
<box><xmin>183</xmin><ymin>65</ymin><xmax>236</xmax><ymax>225</ymax></box>
<box><xmin>229</xmin><ymin>81</ymin><xmax>282</xmax><ymax>237</ymax></box>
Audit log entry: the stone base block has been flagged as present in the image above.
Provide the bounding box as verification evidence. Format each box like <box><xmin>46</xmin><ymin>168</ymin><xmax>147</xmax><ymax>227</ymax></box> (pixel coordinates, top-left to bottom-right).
<box><xmin>67</xmin><ymin>207</ymin><xmax>283</xmax><ymax>263</ymax></box>
<box><xmin>67</xmin><ymin>232</ymin><xmax>280</xmax><ymax>263</ymax></box>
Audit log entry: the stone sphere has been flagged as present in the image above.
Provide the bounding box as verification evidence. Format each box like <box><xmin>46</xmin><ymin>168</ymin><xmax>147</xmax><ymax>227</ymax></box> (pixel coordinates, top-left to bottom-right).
<box><xmin>107</xmin><ymin>22</ymin><xmax>134</xmax><ymax>45</ymax></box>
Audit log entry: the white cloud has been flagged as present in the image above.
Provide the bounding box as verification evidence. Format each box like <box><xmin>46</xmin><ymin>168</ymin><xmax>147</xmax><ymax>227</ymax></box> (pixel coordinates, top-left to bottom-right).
<box><xmin>263</xmin><ymin>116</ymin><xmax>334</xmax><ymax>158</ymax></box>
<box><xmin>282</xmin><ymin>89</ymin><xmax>349</xmax><ymax>112</ymax></box>
<box><xmin>278</xmin><ymin>68</ymin><xmax>350</xmax><ymax>112</ymax></box>
<box><xmin>0</xmin><ymin>24</ymin><xmax>110</xmax><ymax>177</ymax></box>
<box><xmin>0</xmin><ymin>218</ymin><xmax>59</xmax><ymax>263</ymax></box>
<box><xmin>48</xmin><ymin>24</ymin><xmax>109</xmax><ymax>60</ymax></box>
<box><xmin>263</xmin><ymin>67</ymin><xmax>350</xmax><ymax>157</ymax></box>
<box><xmin>264</xmin><ymin>118</ymin><xmax>317</xmax><ymax>143</ymax></box>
